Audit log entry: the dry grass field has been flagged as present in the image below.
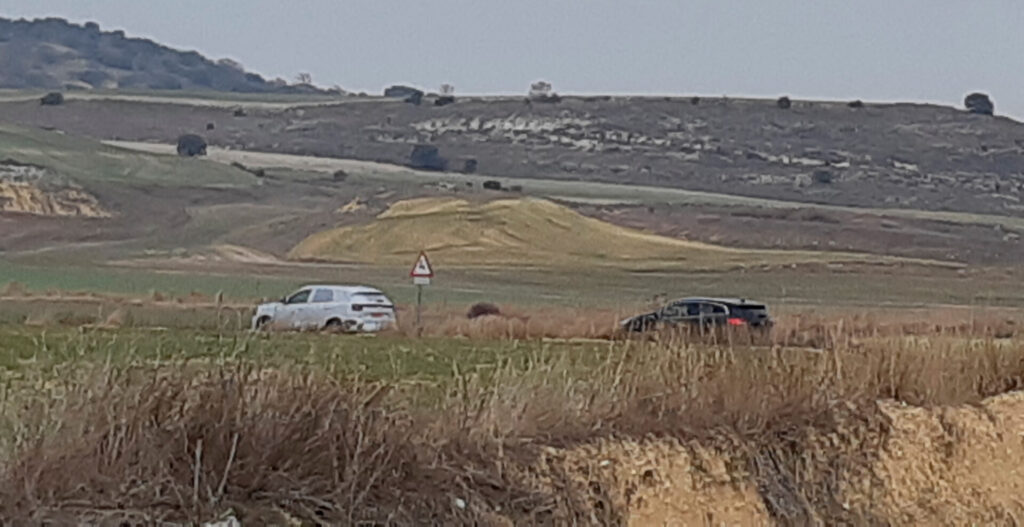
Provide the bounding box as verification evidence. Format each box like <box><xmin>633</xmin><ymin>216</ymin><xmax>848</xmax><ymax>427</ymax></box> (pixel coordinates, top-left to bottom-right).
<box><xmin>2</xmin><ymin>314</ymin><xmax>1024</xmax><ymax>524</ymax></box>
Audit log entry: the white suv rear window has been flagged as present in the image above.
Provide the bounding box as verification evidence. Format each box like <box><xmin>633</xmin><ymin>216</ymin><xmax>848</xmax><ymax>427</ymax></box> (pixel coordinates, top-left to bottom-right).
<box><xmin>311</xmin><ymin>289</ymin><xmax>334</xmax><ymax>303</ymax></box>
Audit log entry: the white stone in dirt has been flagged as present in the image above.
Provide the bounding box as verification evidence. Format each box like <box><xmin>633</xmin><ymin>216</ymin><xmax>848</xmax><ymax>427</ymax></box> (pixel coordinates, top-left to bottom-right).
<box><xmin>202</xmin><ymin>516</ymin><xmax>241</xmax><ymax>527</ymax></box>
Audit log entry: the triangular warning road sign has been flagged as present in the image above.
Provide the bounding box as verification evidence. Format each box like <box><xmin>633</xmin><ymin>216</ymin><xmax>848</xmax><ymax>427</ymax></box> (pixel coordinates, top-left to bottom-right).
<box><xmin>410</xmin><ymin>251</ymin><xmax>434</xmax><ymax>278</ymax></box>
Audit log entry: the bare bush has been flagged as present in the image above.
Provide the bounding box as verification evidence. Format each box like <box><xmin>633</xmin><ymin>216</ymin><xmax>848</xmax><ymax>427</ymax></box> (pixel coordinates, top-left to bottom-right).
<box><xmin>467</xmin><ymin>302</ymin><xmax>501</xmax><ymax>319</ymax></box>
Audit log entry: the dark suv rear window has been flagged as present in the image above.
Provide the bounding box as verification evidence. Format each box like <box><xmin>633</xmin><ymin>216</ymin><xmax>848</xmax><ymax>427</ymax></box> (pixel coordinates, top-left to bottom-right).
<box><xmin>728</xmin><ymin>305</ymin><xmax>768</xmax><ymax>321</ymax></box>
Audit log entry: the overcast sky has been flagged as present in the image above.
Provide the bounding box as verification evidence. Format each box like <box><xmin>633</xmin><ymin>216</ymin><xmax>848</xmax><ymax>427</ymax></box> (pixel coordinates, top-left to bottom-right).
<box><xmin>3</xmin><ymin>0</ymin><xmax>1022</xmax><ymax>117</ymax></box>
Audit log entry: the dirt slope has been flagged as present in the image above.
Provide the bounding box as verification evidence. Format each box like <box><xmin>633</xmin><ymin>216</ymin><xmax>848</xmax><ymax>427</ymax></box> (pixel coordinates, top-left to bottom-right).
<box><xmin>867</xmin><ymin>393</ymin><xmax>1024</xmax><ymax>524</ymax></box>
<box><xmin>528</xmin><ymin>391</ymin><xmax>1024</xmax><ymax>525</ymax></box>
<box><xmin>289</xmin><ymin>197</ymin><xmax>914</xmax><ymax>270</ymax></box>
<box><xmin>0</xmin><ymin>161</ymin><xmax>108</xmax><ymax>217</ymax></box>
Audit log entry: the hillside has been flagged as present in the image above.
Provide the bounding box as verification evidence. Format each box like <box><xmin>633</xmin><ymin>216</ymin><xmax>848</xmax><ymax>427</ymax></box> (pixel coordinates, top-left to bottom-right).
<box><xmin>0</xmin><ymin>17</ymin><xmax>332</xmax><ymax>94</ymax></box>
<box><xmin>0</xmin><ymin>124</ymin><xmax>257</xmax><ymax>190</ymax></box>
<box><xmin>2</xmin><ymin>123</ymin><xmax>1022</xmax><ymax>267</ymax></box>
<box><xmin>2</xmin><ymin>93</ymin><xmax>1023</xmax><ymax>220</ymax></box>
<box><xmin>289</xmin><ymin>197</ymin><xmax>910</xmax><ymax>270</ymax></box>
<box><xmin>1</xmin><ymin>17</ymin><xmax>1023</xmax><ymax>268</ymax></box>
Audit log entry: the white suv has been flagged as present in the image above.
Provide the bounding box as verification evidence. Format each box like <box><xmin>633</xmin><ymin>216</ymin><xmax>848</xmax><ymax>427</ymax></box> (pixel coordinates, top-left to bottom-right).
<box><xmin>252</xmin><ymin>285</ymin><xmax>396</xmax><ymax>333</ymax></box>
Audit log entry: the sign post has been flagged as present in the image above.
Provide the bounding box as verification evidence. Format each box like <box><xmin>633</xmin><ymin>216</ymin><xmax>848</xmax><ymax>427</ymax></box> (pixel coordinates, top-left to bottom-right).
<box><xmin>409</xmin><ymin>251</ymin><xmax>434</xmax><ymax>334</ymax></box>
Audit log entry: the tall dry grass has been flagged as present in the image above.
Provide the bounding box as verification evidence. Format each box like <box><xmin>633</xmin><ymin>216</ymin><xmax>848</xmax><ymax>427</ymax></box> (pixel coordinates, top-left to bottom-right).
<box><xmin>389</xmin><ymin>303</ymin><xmax>1020</xmax><ymax>344</ymax></box>
<box><xmin>2</xmin><ymin>324</ymin><xmax>1024</xmax><ymax>524</ymax></box>
<box><xmin>392</xmin><ymin>305</ymin><xmax>625</xmax><ymax>340</ymax></box>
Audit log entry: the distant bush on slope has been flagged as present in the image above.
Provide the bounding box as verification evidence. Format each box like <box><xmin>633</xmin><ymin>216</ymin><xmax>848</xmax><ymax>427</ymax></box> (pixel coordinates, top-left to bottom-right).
<box><xmin>408</xmin><ymin>144</ymin><xmax>447</xmax><ymax>171</ymax></box>
<box><xmin>176</xmin><ymin>134</ymin><xmax>207</xmax><ymax>157</ymax></box>
<box><xmin>964</xmin><ymin>92</ymin><xmax>994</xmax><ymax>115</ymax></box>
<box><xmin>39</xmin><ymin>92</ymin><xmax>63</xmax><ymax>105</ymax></box>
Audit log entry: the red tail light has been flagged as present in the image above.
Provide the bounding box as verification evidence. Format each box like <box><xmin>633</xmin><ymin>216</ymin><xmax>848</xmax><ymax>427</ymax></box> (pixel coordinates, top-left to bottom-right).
<box><xmin>727</xmin><ymin>317</ymin><xmax>746</xmax><ymax>326</ymax></box>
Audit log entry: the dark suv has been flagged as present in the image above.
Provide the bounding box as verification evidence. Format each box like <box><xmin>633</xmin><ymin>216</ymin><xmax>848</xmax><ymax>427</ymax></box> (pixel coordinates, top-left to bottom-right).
<box><xmin>620</xmin><ymin>297</ymin><xmax>773</xmax><ymax>333</ymax></box>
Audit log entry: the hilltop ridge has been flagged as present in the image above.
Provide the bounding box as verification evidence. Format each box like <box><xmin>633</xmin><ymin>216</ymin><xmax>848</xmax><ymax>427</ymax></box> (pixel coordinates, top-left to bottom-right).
<box><xmin>0</xmin><ymin>17</ymin><xmax>334</xmax><ymax>94</ymax></box>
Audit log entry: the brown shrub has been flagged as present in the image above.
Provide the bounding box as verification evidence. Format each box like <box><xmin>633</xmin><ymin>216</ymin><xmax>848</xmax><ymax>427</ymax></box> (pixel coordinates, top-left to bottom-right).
<box><xmin>466</xmin><ymin>302</ymin><xmax>501</xmax><ymax>319</ymax></box>
<box><xmin>102</xmin><ymin>306</ymin><xmax>132</xmax><ymax>328</ymax></box>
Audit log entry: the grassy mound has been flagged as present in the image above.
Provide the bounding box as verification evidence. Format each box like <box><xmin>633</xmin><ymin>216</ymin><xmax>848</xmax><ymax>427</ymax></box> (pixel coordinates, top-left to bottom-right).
<box><xmin>290</xmin><ymin>197</ymin><xmax>898</xmax><ymax>269</ymax></box>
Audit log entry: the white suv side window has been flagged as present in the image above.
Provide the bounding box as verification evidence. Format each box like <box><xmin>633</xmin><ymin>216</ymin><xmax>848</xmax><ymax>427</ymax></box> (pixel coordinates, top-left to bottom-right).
<box><xmin>285</xmin><ymin>289</ymin><xmax>311</xmax><ymax>304</ymax></box>
<box><xmin>311</xmin><ymin>289</ymin><xmax>334</xmax><ymax>303</ymax></box>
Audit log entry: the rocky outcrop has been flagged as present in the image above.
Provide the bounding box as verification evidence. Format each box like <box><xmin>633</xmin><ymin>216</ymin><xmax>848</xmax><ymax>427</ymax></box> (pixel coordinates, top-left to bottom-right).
<box><xmin>0</xmin><ymin>162</ymin><xmax>109</xmax><ymax>217</ymax></box>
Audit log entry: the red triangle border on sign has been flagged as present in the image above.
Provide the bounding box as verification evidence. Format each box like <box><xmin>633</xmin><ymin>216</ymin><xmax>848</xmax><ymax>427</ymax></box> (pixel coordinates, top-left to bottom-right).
<box><xmin>410</xmin><ymin>251</ymin><xmax>434</xmax><ymax>278</ymax></box>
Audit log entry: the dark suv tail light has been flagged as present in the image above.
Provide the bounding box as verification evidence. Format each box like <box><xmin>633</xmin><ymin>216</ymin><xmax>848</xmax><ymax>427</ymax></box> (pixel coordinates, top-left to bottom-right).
<box><xmin>727</xmin><ymin>317</ymin><xmax>746</xmax><ymax>326</ymax></box>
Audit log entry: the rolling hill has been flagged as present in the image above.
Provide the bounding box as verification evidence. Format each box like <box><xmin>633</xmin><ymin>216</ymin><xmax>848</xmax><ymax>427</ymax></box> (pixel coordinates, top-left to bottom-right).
<box><xmin>1</xmin><ymin>21</ymin><xmax>1023</xmax><ymax>269</ymax></box>
<box><xmin>288</xmin><ymin>197</ymin><xmax>915</xmax><ymax>270</ymax></box>
<box><xmin>0</xmin><ymin>17</ymin><xmax>334</xmax><ymax>94</ymax></box>
<box><xmin>0</xmin><ymin>124</ymin><xmax>258</xmax><ymax>191</ymax></box>
<box><xmin>2</xmin><ymin>91</ymin><xmax>1023</xmax><ymax>221</ymax></box>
